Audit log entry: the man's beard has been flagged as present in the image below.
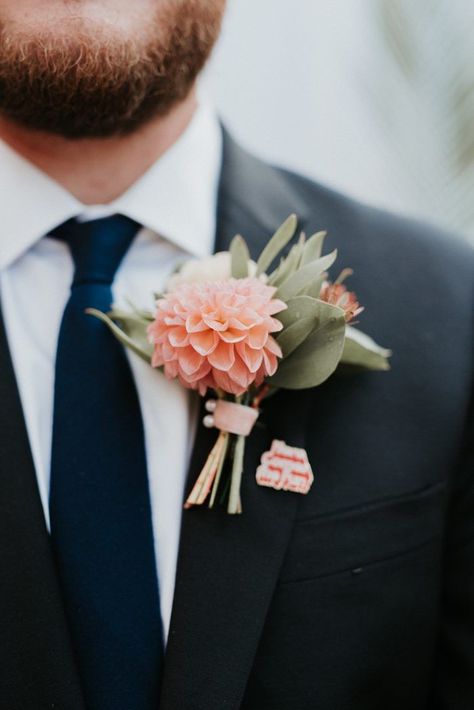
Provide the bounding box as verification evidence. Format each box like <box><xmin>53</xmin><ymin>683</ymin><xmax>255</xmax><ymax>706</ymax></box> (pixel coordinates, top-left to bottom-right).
<box><xmin>0</xmin><ymin>1</ymin><xmax>224</xmax><ymax>139</ymax></box>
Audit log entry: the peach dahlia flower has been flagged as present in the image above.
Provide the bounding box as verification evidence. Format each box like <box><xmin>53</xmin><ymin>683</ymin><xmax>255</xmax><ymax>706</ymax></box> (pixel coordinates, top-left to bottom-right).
<box><xmin>148</xmin><ymin>277</ymin><xmax>287</xmax><ymax>396</ymax></box>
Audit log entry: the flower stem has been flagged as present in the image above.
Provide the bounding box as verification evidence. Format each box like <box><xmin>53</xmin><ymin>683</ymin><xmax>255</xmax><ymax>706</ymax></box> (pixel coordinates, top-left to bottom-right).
<box><xmin>209</xmin><ymin>431</ymin><xmax>229</xmax><ymax>508</ymax></box>
<box><xmin>184</xmin><ymin>430</ymin><xmax>227</xmax><ymax>508</ymax></box>
<box><xmin>227</xmin><ymin>434</ymin><xmax>246</xmax><ymax>514</ymax></box>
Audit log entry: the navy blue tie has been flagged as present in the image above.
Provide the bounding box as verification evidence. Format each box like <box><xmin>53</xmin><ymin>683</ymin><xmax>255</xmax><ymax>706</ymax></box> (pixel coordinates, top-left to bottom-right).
<box><xmin>48</xmin><ymin>215</ymin><xmax>163</xmax><ymax>710</ymax></box>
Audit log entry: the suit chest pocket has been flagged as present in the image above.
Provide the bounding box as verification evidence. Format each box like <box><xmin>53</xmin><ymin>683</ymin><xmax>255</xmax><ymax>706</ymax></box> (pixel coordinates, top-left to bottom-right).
<box><xmin>279</xmin><ymin>480</ymin><xmax>447</xmax><ymax>584</ymax></box>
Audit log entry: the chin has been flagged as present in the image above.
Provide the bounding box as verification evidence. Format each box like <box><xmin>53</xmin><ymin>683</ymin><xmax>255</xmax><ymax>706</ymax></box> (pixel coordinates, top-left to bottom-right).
<box><xmin>0</xmin><ymin>0</ymin><xmax>225</xmax><ymax>139</ymax></box>
<box><xmin>1</xmin><ymin>1</ymin><xmax>156</xmax><ymax>36</ymax></box>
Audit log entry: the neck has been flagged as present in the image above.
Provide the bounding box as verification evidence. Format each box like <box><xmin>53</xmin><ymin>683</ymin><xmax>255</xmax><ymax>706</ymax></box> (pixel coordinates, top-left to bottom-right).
<box><xmin>0</xmin><ymin>91</ymin><xmax>198</xmax><ymax>205</ymax></box>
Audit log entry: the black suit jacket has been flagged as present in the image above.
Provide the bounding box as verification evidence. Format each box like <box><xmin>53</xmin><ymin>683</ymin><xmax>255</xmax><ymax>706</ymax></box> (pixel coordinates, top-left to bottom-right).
<box><xmin>1</xmin><ymin>131</ymin><xmax>473</xmax><ymax>710</ymax></box>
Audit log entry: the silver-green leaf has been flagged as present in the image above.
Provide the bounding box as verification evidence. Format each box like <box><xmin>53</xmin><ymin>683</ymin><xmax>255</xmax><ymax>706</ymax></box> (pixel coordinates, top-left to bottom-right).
<box><xmin>300</xmin><ymin>230</ymin><xmax>327</xmax><ymax>266</ymax></box>
<box><xmin>269</xmin><ymin>301</ymin><xmax>346</xmax><ymax>389</ymax></box>
<box><xmin>276</xmin><ymin>296</ymin><xmax>324</xmax><ymax>357</ymax></box>
<box><xmin>268</xmin><ymin>237</ymin><xmax>305</xmax><ymax>287</ymax></box>
<box><xmin>230</xmin><ymin>235</ymin><xmax>250</xmax><ymax>278</ymax></box>
<box><xmin>340</xmin><ymin>326</ymin><xmax>392</xmax><ymax>371</ymax></box>
<box><xmin>275</xmin><ymin>249</ymin><xmax>337</xmax><ymax>302</ymax></box>
<box><xmin>86</xmin><ymin>308</ymin><xmax>154</xmax><ymax>364</ymax></box>
<box><xmin>298</xmin><ymin>273</ymin><xmax>327</xmax><ymax>300</ymax></box>
<box><xmin>256</xmin><ymin>214</ymin><xmax>298</xmax><ymax>276</ymax></box>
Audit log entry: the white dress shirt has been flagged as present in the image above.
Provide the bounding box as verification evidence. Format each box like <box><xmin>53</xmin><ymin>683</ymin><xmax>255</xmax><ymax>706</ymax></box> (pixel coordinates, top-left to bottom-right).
<box><xmin>0</xmin><ymin>103</ymin><xmax>223</xmax><ymax>639</ymax></box>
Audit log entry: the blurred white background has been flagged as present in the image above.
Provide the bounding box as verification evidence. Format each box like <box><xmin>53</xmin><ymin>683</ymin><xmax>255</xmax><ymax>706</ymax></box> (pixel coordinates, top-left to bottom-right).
<box><xmin>202</xmin><ymin>0</ymin><xmax>474</xmax><ymax>241</ymax></box>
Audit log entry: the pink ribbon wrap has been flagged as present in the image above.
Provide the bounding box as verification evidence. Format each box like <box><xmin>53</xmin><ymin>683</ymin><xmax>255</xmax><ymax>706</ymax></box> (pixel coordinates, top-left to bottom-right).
<box><xmin>212</xmin><ymin>400</ymin><xmax>259</xmax><ymax>436</ymax></box>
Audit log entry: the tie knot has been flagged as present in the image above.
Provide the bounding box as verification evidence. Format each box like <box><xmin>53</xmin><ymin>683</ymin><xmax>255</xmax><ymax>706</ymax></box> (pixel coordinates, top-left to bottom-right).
<box><xmin>49</xmin><ymin>214</ymin><xmax>141</xmax><ymax>286</ymax></box>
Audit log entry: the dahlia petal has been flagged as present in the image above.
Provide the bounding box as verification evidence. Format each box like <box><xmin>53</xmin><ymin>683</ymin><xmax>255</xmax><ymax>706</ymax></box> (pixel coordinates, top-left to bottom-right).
<box><xmin>173</xmin><ymin>302</ymin><xmax>189</xmax><ymax>317</ymax></box>
<box><xmin>163</xmin><ymin>360</ymin><xmax>179</xmax><ymax>379</ymax></box>
<box><xmin>189</xmin><ymin>330</ymin><xmax>219</xmax><ymax>356</ymax></box>
<box><xmin>186</xmin><ymin>314</ymin><xmax>208</xmax><ymax>333</ymax></box>
<box><xmin>179</xmin><ymin>360</ymin><xmax>211</xmax><ymax>383</ymax></box>
<box><xmin>164</xmin><ymin>315</ymin><xmax>184</xmax><ymax>326</ymax></box>
<box><xmin>200</xmin><ymin>371</ymin><xmax>219</xmax><ymax>394</ymax></box>
<box><xmin>236</xmin><ymin>307</ymin><xmax>263</xmax><ymax>327</ymax></box>
<box><xmin>197</xmin><ymin>380</ymin><xmax>208</xmax><ymax>397</ymax></box>
<box><xmin>208</xmin><ymin>340</ymin><xmax>235</xmax><ymax>372</ymax></box>
<box><xmin>229</xmin><ymin>356</ymin><xmax>256</xmax><ymax>389</ymax></box>
<box><xmin>265</xmin><ymin>335</ymin><xmax>283</xmax><ymax>358</ymax></box>
<box><xmin>267</xmin><ymin>316</ymin><xmax>284</xmax><ymax>333</ymax></box>
<box><xmin>161</xmin><ymin>341</ymin><xmax>176</xmax><ymax>362</ymax></box>
<box><xmin>247</xmin><ymin>324</ymin><xmax>269</xmax><ymax>349</ymax></box>
<box><xmin>236</xmin><ymin>342</ymin><xmax>263</xmax><ymax>373</ymax></box>
<box><xmin>178</xmin><ymin>347</ymin><xmax>204</xmax><ymax>376</ymax></box>
<box><xmin>213</xmin><ymin>369</ymin><xmax>246</xmax><ymax>396</ymax></box>
<box><xmin>151</xmin><ymin>350</ymin><xmax>164</xmax><ymax>368</ymax></box>
<box><xmin>219</xmin><ymin>328</ymin><xmax>247</xmax><ymax>344</ymax></box>
<box><xmin>266</xmin><ymin>299</ymin><xmax>288</xmax><ymax>316</ymax></box>
<box><xmin>168</xmin><ymin>326</ymin><xmax>190</xmax><ymax>347</ymax></box>
<box><xmin>147</xmin><ymin>324</ymin><xmax>158</xmax><ymax>343</ymax></box>
<box><xmin>263</xmin><ymin>349</ymin><xmax>278</xmax><ymax>376</ymax></box>
<box><xmin>227</xmin><ymin>317</ymin><xmax>249</xmax><ymax>331</ymax></box>
<box><xmin>203</xmin><ymin>314</ymin><xmax>228</xmax><ymax>332</ymax></box>
<box><xmin>222</xmin><ymin>295</ymin><xmax>246</xmax><ymax>311</ymax></box>
<box><xmin>253</xmin><ymin>367</ymin><xmax>266</xmax><ymax>388</ymax></box>
<box><xmin>178</xmin><ymin>375</ymin><xmax>198</xmax><ymax>392</ymax></box>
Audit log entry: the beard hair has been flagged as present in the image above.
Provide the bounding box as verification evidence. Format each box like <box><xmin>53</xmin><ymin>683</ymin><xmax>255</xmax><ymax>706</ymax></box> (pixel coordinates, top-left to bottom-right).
<box><xmin>0</xmin><ymin>1</ymin><xmax>224</xmax><ymax>138</ymax></box>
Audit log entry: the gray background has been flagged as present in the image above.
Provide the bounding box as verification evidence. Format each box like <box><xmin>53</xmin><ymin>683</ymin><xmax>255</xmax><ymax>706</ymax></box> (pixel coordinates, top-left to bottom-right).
<box><xmin>203</xmin><ymin>0</ymin><xmax>474</xmax><ymax>242</ymax></box>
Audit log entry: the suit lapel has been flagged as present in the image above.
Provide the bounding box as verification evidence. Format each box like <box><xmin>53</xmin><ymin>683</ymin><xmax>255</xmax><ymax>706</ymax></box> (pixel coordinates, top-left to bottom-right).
<box><xmin>0</xmin><ymin>305</ymin><xmax>85</xmax><ymax>709</ymax></box>
<box><xmin>159</xmin><ymin>133</ymin><xmax>311</xmax><ymax>709</ymax></box>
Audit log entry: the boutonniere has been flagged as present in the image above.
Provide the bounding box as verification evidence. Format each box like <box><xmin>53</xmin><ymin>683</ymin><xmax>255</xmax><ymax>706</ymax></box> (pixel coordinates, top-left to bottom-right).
<box><xmin>88</xmin><ymin>215</ymin><xmax>391</xmax><ymax>514</ymax></box>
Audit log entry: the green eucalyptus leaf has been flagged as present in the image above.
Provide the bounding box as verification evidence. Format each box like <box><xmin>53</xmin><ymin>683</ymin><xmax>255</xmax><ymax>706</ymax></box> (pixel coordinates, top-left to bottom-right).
<box><xmin>276</xmin><ymin>296</ymin><xmax>323</xmax><ymax>357</ymax></box>
<box><xmin>275</xmin><ymin>249</ymin><xmax>337</xmax><ymax>302</ymax></box>
<box><xmin>110</xmin><ymin>308</ymin><xmax>153</xmax><ymax>327</ymax></box>
<box><xmin>300</xmin><ymin>231</ymin><xmax>327</xmax><ymax>266</ymax></box>
<box><xmin>340</xmin><ymin>326</ymin><xmax>392</xmax><ymax>371</ymax></box>
<box><xmin>269</xmin><ymin>301</ymin><xmax>346</xmax><ymax>389</ymax></box>
<box><xmin>299</xmin><ymin>273</ymin><xmax>327</xmax><ymax>300</ymax></box>
<box><xmin>268</xmin><ymin>238</ymin><xmax>305</xmax><ymax>287</ymax></box>
<box><xmin>86</xmin><ymin>308</ymin><xmax>154</xmax><ymax>364</ymax></box>
<box><xmin>110</xmin><ymin>309</ymin><xmax>155</xmax><ymax>357</ymax></box>
<box><xmin>230</xmin><ymin>235</ymin><xmax>250</xmax><ymax>278</ymax></box>
<box><xmin>267</xmin><ymin>258</ymin><xmax>283</xmax><ymax>286</ymax></box>
<box><xmin>256</xmin><ymin>214</ymin><xmax>298</xmax><ymax>276</ymax></box>
<box><xmin>276</xmin><ymin>295</ymin><xmax>322</xmax><ymax>328</ymax></box>
<box><xmin>108</xmin><ymin>310</ymin><xmax>154</xmax><ymax>349</ymax></box>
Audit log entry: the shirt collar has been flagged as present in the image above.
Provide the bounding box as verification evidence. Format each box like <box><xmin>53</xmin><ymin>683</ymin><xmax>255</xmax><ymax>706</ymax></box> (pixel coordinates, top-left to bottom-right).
<box><xmin>0</xmin><ymin>102</ymin><xmax>222</xmax><ymax>269</ymax></box>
